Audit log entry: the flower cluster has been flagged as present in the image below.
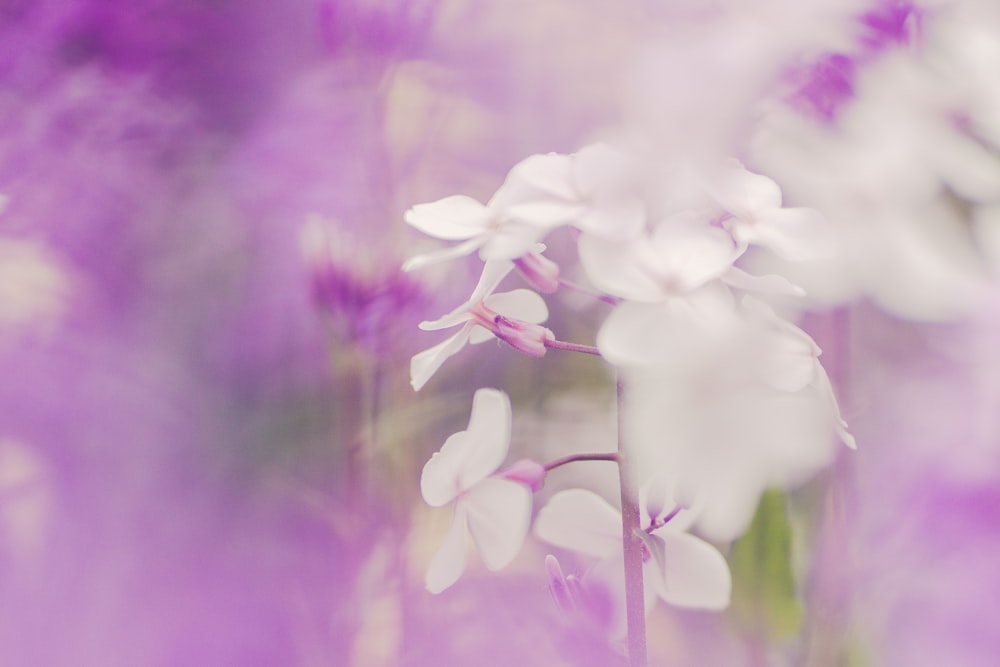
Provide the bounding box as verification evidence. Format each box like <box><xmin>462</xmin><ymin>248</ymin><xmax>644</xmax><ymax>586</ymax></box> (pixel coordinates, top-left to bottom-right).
<box><xmin>404</xmin><ymin>141</ymin><xmax>855</xmax><ymax>645</ymax></box>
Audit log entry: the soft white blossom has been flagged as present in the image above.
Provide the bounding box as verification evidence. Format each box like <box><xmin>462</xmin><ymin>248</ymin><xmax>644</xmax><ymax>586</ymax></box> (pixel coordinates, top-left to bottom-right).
<box><xmin>421</xmin><ymin>389</ymin><xmax>532</xmax><ymax>593</ymax></box>
<box><xmin>410</xmin><ymin>260</ymin><xmax>550</xmax><ymax>391</ymax></box>
<box><xmin>534</xmin><ymin>484</ymin><xmax>731</xmax><ymax>624</ymax></box>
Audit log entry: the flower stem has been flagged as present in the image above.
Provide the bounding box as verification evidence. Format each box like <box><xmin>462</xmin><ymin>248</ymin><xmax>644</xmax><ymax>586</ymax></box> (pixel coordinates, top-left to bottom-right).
<box><xmin>616</xmin><ymin>379</ymin><xmax>647</xmax><ymax>667</ymax></box>
<box><xmin>543</xmin><ymin>452</ymin><xmax>619</xmax><ymax>472</ymax></box>
<box><xmin>543</xmin><ymin>338</ymin><xmax>602</xmax><ymax>356</ymax></box>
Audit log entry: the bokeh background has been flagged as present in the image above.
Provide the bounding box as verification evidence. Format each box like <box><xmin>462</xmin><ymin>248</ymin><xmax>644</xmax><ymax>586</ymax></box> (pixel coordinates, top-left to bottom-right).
<box><xmin>1</xmin><ymin>1</ymin><xmax>999</xmax><ymax>665</ymax></box>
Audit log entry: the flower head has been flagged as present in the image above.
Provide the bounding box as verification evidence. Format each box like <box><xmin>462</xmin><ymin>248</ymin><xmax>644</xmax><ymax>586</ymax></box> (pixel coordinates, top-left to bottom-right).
<box><xmin>420</xmin><ymin>388</ymin><xmax>532</xmax><ymax>593</ymax></box>
<box><xmin>534</xmin><ymin>484</ymin><xmax>731</xmax><ymax>622</ymax></box>
<box><xmin>410</xmin><ymin>259</ymin><xmax>550</xmax><ymax>391</ymax></box>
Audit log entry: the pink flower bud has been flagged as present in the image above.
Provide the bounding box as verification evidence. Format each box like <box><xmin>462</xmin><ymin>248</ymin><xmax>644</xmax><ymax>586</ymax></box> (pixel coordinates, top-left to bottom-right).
<box><xmin>497</xmin><ymin>458</ymin><xmax>547</xmax><ymax>492</ymax></box>
<box><xmin>493</xmin><ymin>314</ymin><xmax>553</xmax><ymax>357</ymax></box>
<box><xmin>513</xmin><ymin>251</ymin><xmax>560</xmax><ymax>293</ymax></box>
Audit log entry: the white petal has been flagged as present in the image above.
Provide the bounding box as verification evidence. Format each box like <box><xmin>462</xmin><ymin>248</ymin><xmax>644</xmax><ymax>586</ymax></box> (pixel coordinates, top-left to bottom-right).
<box><xmin>651</xmin><ymin>532</ymin><xmax>731</xmax><ymax>610</ymax></box>
<box><xmin>573</xmin><ymin>197</ymin><xmax>646</xmax><ymax>240</ymax></box>
<box><xmin>467</xmin><ymin>326</ymin><xmax>496</xmax><ymax>344</ymax></box>
<box><xmin>738</xmin><ymin>207</ymin><xmax>833</xmax><ymax>262</ymax></box>
<box><xmin>504</xmin><ymin>201</ymin><xmax>585</xmax><ymax>227</ymax></box>
<box><xmin>573</xmin><ymin>142</ymin><xmax>634</xmax><ymax>197</ymax></box>
<box><xmin>460</xmin><ymin>388</ymin><xmax>513</xmax><ymax>485</ymax></box>
<box><xmin>402</xmin><ymin>238</ymin><xmax>485</xmax><ymax>272</ymax></box>
<box><xmin>484</xmin><ymin>289</ymin><xmax>549</xmax><ymax>324</ymax></box>
<box><xmin>425</xmin><ymin>506</ymin><xmax>469</xmax><ymax>594</ymax></box>
<box><xmin>467</xmin><ymin>258</ymin><xmax>516</xmax><ymax>304</ymax></box>
<box><xmin>579</xmin><ymin>235</ymin><xmax>663</xmax><ymax>302</ymax></box>
<box><xmin>712</xmin><ymin>164</ymin><xmax>782</xmax><ymax>217</ymax></box>
<box><xmin>420</xmin><ymin>260</ymin><xmax>514</xmax><ymax>331</ymax></box>
<box><xmin>405</xmin><ymin>195</ymin><xmax>494</xmax><ymax>240</ymax></box>
<box><xmin>410</xmin><ymin>325</ymin><xmax>473</xmax><ymax>391</ymax></box>
<box><xmin>534</xmin><ymin>489</ymin><xmax>622</xmax><ymax>558</ymax></box>
<box><xmin>421</xmin><ymin>432</ymin><xmax>469</xmax><ymax>507</ymax></box>
<box><xmin>420</xmin><ymin>389</ymin><xmax>512</xmax><ymax>505</ymax></box>
<box><xmin>648</xmin><ymin>220</ymin><xmax>738</xmax><ymax>293</ymax></box>
<box><xmin>478</xmin><ymin>224</ymin><xmax>547</xmax><ymax>261</ymax></box>
<box><xmin>496</xmin><ymin>152</ymin><xmax>577</xmax><ymax>204</ymax></box>
<box><xmin>596</xmin><ymin>290</ymin><xmax>736</xmax><ymax>368</ymax></box>
<box><xmin>815</xmin><ymin>367</ymin><xmax>857</xmax><ymax>449</ymax></box>
<box><xmin>722</xmin><ymin>267</ymin><xmax>806</xmax><ymax>297</ymax></box>
<box><xmin>465</xmin><ymin>477</ymin><xmax>532</xmax><ymax>571</ymax></box>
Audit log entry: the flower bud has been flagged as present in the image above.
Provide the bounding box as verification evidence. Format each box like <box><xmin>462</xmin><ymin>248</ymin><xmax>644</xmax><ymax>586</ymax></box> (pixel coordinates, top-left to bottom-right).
<box><xmin>513</xmin><ymin>251</ymin><xmax>560</xmax><ymax>293</ymax></box>
<box><xmin>493</xmin><ymin>315</ymin><xmax>554</xmax><ymax>357</ymax></box>
<box><xmin>497</xmin><ymin>458</ymin><xmax>547</xmax><ymax>492</ymax></box>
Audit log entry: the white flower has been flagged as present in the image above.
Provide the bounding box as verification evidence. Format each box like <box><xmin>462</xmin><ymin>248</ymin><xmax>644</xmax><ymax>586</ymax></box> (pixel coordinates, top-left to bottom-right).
<box><xmin>503</xmin><ymin>142</ymin><xmax>646</xmax><ymax>240</ymax></box>
<box><xmin>579</xmin><ymin>215</ymin><xmax>738</xmax><ymax>304</ymax></box>
<box><xmin>410</xmin><ymin>260</ymin><xmax>551</xmax><ymax>391</ymax></box>
<box><xmin>421</xmin><ymin>389</ymin><xmax>532</xmax><ymax>593</ymax></box>
<box><xmin>402</xmin><ymin>153</ymin><xmax>580</xmax><ymax>271</ymax></box>
<box><xmin>620</xmin><ymin>297</ymin><xmax>854</xmax><ymax>541</ymax></box>
<box><xmin>709</xmin><ymin>161</ymin><xmax>833</xmax><ymax>262</ymax></box>
<box><xmin>534</xmin><ymin>485</ymin><xmax>731</xmax><ymax>620</ymax></box>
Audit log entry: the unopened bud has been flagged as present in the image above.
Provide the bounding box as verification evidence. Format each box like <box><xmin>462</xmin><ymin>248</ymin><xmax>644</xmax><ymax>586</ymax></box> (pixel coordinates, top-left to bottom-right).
<box><xmin>497</xmin><ymin>458</ymin><xmax>547</xmax><ymax>492</ymax></box>
<box><xmin>513</xmin><ymin>251</ymin><xmax>560</xmax><ymax>293</ymax></box>
<box><xmin>493</xmin><ymin>315</ymin><xmax>554</xmax><ymax>357</ymax></box>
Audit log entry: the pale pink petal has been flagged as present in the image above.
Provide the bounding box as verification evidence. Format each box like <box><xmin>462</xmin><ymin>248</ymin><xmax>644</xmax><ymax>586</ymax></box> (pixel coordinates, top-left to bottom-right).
<box><xmin>418</xmin><ymin>260</ymin><xmax>514</xmax><ymax>331</ymax></box>
<box><xmin>459</xmin><ymin>388</ymin><xmax>513</xmax><ymax>487</ymax></box>
<box><xmin>419</xmin><ymin>310</ymin><xmax>472</xmax><ymax>332</ymax></box>
<box><xmin>484</xmin><ymin>289</ymin><xmax>549</xmax><ymax>324</ymax></box>
<box><xmin>596</xmin><ymin>290</ymin><xmax>736</xmax><ymax>368</ymax></box>
<box><xmin>496</xmin><ymin>152</ymin><xmax>577</xmax><ymax>203</ymax></box>
<box><xmin>478</xmin><ymin>224</ymin><xmax>547</xmax><ymax>261</ymax></box>
<box><xmin>467</xmin><ymin>258</ymin><xmax>517</xmax><ymax>304</ymax></box>
<box><xmin>467</xmin><ymin>326</ymin><xmax>496</xmax><ymax>345</ymax></box>
<box><xmin>579</xmin><ymin>235</ymin><xmax>663</xmax><ymax>302</ymax></box>
<box><xmin>815</xmin><ymin>367</ymin><xmax>857</xmax><ymax>449</ymax></box>
<box><xmin>504</xmin><ymin>201</ymin><xmax>585</xmax><ymax>227</ymax></box>
<box><xmin>405</xmin><ymin>195</ymin><xmax>494</xmax><ymax>240</ymax></box>
<box><xmin>420</xmin><ymin>431</ymin><xmax>470</xmax><ymax>507</ymax></box>
<box><xmin>574</xmin><ymin>197</ymin><xmax>646</xmax><ymax>239</ymax></box>
<box><xmin>648</xmin><ymin>220</ymin><xmax>738</xmax><ymax>293</ymax></box>
<box><xmin>712</xmin><ymin>164</ymin><xmax>782</xmax><ymax>217</ymax></box>
<box><xmin>534</xmin><ymin>489</ymin><xmax>622</xmax><ymax>558</ymax></box>
<box><xmin>650</xmin><ymin>532</ymin><xmax>731</xmax><ymax>610</ymax></box>
<box><xmin>573</xmin><ymin>142</ymin><xmax>634</xmax><ymax>197</ymax></box>
<box><xmin>722</xmin><ymin>267</ymin><xmax>806</xmax><ymax>296</ymax></box>
<box><xmin>739</xmin><ymin>207</ymin><xmax>832</xmax><ymax>261</ymax></box>
<box><xmin>464</xmin><ymin>477</ymin><xmax>532</xmax><ymax>571</ymax></box>
<box><xmin>425</xmin><ymin>506</ymin><xmax>469</xmax><ymax>594</ymax></box>
<box><xmin>402</xmin><ymin>238</ymin><xmax>486</xmax><ymax>272</ymax></box>
<box><xmin>410</xmin><ymin>325</ymin><xmax>473</xmax><ymax>391</ymax></box>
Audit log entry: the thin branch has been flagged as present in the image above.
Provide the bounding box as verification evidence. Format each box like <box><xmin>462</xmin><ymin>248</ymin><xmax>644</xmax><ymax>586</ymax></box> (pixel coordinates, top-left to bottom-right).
<box><xmin>543</xmin><ymin>452</ymin><xmax>619</xmax><ymax>472</ymax></box>
<box><xmin>543</xmin><ymin>338</ymin><xmax>602</xmax><ymax>356</ymax></box>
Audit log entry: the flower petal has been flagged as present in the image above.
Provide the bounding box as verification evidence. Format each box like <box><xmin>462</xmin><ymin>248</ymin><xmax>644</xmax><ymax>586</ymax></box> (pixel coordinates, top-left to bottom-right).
<box><xmin>651</xmin><ymin>531</ymin><xmax>731</xmax><ymax>610</ymax></box>
<box><xmin>738</xmin><ymin>207</ymin><xmax>833</xmax><ymax>262</ymax></box>
<box><xmin>484</xmin><ymin>289</ymin><xmax>549</xmax><ymax>324</ymax></box>
<box><xmin>405</xmin><ymin>195</ymin><xmax>494</xmax><ymax>240</ymax></box>
<box><xmin>722</xmin><ymin>267</ymin><xmax>806</xmax><ymax>297</ymax></box>
<box><xmin>410</xmin><ymin>325</ymin><xmax>473</xmax><ymax>391</ymax></box>
<box><xmin>711</xmin><ymin>164</ymin><xmax>783</xmax><ymax>218</ymax></box>
<box><xmin>579</xmin><ymin>235</ymin><xmax>663</xmax><ymax>302</ymax></box>
<box><xmin>494</xmin><ymin>152</ymin><xmax>577</xmax><ymax>204</ymax></box>
<box><xmin>465</xmin><ymin>477</ymin><xmax>532</xmax><ymax>571</ymax></box>
<box><xmin>403</xmin><ymin>238</ymin><xmax>485</xmax><ymax>272</ymax></box>
<box><xmin>460</xmin><ymin>388</ymin><xmax>513</xmax><ymax>486</ymax></box>
<box><xmin>425</xmin><ymin>505</ymin><xmax>469</xmax><ymax>594</ymax></box>
<box><xmin>419</xmin><ymin>260</ymin><xmax>514</xmax><ymax>331</ymax></box>
<box><xmin>534</xmin><ymin>489</ymin><xmax>622</xmax><ymax>558</ymax></box>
